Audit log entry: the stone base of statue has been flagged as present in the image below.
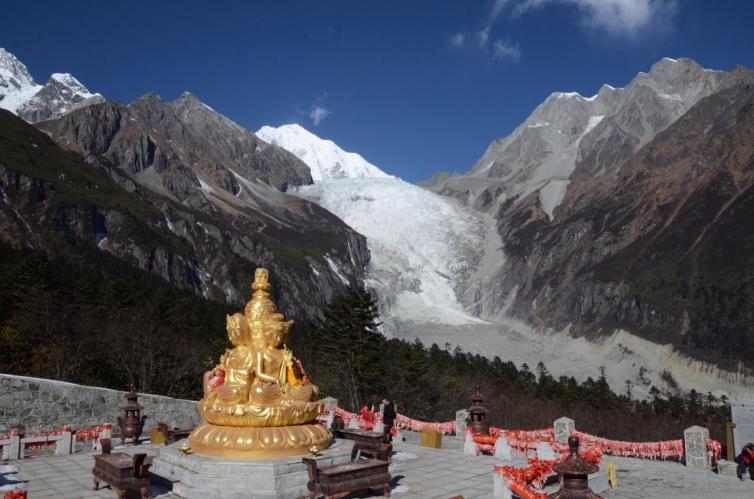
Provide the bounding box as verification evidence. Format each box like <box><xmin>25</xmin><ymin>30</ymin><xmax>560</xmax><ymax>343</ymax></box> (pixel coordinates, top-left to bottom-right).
<box><xmin>152</xmin><ymin>438</ymin><xmax>356</xmax><ymax>499</ymax></box>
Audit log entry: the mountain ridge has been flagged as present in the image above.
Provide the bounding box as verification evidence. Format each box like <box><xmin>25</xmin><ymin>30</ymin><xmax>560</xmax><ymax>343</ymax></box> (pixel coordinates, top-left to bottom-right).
<box><xmin>423</xmin><ymin>58</ymin><xmax>754</xmax><ymax>220</ymax></box>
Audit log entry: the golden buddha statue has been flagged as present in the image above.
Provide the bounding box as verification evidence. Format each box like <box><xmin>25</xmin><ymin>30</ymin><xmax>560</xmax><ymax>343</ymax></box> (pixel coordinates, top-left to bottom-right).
<box><xmin>188</xmin><ymin>268</ymin><xmax>331</xmax><ymax>458</ymax></box>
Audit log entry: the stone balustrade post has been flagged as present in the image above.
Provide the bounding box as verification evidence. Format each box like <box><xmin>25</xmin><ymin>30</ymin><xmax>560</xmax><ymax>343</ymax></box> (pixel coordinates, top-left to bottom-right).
<box><xmin>554</xmin><ymin>416</ymin><xmax>575</xmax><ymax>443</ymax></box>
<box><xmin>493</xmin><ymin>472</ymin><xmax>512</xmax><ymax>498</ymax></box>
<box><xmin>94</xmin><ymin>423</ymin><xmax>112</xmax><ymax>451</ymax></box>
<box><xmin>455</xmin><ymin>409</ymin><xmax>469</xmax><ymax>439</ymax></box>
<box><xmin>684</xmin><ymin>425</ymin><xmax>711</xmax><ymax>470</ymax></box>
<box><xmin>393</xmin><ymin>429</ymin><xmax>403</xmax><ymax>446</ymax></box>
<box><xmin>536</xmin><ymin>441</ymin><xmax>556</xmax><ymax>460</ymax></box>
<box><xmin>463</xmin><ymin>431</ymin><xmax>477</xmax><ymax>456</ymax></box>
<box><xmin>7</xmin><ymin>429</ymin><xmax>22</xmax><ymax>460</ymax></box>
<box><xmin>494</xmin><ymin>436</ymin><xmax>512</xmax><ymax>460</ymax></box>
<box><xmin>56</xmin><ymin>425</ymin><xmax>73</xmax><ymax>456</ymax></box>
<box><xmin>323</xmin><ymin>397</ymin><xmax>338</xmax><ymax>413</ymax></box>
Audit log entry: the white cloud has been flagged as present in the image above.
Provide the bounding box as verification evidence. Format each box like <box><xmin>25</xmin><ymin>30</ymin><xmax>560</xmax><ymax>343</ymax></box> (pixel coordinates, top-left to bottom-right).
<box><xmin>449</xmin><ymin>2</ymin><xmax>523</xmax><ymax>63</ymax></box>
<box><xmin>478</xmin><ymin>28</ymin><xmax>491</xmax><ymax>49</ymax></box>
<box><xmin>450</xmin><ymin>0</ymin><xmax>676</xmax><ymax>64</ymax></box>
<box><xmin>492</xmin><ymin>39</ymin><xmax>521</xmax><ymax>62</ymax></box>
<box><xmin>490</xmin><ymin>0</ymin><xmax>513</xmax><ymax>23</ymax></box>
<box><xmin>309</xmin><ymin>104</ymin><xmax>329</xmax><ymax>126</ymax></box>
<box><xmin>513</xmin><ymin>0</ymin><xmax>677</xmax><ymax>38</ymax></box>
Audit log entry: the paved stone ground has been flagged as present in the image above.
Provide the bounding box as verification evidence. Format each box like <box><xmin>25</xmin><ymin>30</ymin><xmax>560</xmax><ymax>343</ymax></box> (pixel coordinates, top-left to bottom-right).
<box><xmin>4</xmin><ymin>439</ymin><xmax>754</xmax><ymax>498</ymax></box>
<box><xmin>1</xmin><ymin>444</ymin><xmax>172</xmax><ymax>499</ymax></box>
<box><xmin>603</xmin><ymin>455</ymin><xmax>754</xmax><ymax>499</ymax></box>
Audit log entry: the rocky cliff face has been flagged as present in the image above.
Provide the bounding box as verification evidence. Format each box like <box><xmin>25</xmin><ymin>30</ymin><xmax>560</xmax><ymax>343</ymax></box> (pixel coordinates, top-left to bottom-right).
<box><xmin>503</xmin><ymin>83</ymin><xmax>754</xmax><ymax>365</ymax></box>
<box><xmin>423</xmin><ymin>59</ymin><xmax>754</xmax><ymax>367</ymax></box>
<box><xmin>2</xmin><ymin>99</ymin><xmax>369</xmax><ymax>320</ymax></box>
<box><xmin>0</xmin><ymin>109</ymin><xmax>199</xmax><ymax>290</ymax></box>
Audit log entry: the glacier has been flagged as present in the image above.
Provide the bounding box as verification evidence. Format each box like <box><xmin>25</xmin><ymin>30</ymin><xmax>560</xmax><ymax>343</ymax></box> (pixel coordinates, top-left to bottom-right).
<box><xmin>296</xmin><ymin>178</ymin><xmax>489</xmax><ymax>327</ymax></box>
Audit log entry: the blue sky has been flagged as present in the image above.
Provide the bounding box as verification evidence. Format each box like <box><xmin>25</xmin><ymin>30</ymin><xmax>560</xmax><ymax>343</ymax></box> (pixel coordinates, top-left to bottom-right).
<box><xmin>3</xmin><ymin>1</ymin><xmax>754</xmax><ymax>182</ymax></box>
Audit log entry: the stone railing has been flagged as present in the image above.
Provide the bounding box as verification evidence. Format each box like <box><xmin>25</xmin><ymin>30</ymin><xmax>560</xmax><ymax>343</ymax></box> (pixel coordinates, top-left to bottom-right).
<box><xmin>0</xmin><ymin>373</ymin><xmax>201</xmax><ymax>436</ymax></box>
<box><xmin>0</xmin><ymin>427</ymin><xmax>74</xmax><ymax>460</ymax></box>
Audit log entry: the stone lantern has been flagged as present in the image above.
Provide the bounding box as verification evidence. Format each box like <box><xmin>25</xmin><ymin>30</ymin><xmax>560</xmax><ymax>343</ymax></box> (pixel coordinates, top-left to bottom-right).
<box><xmin>549</xmin><ymin>436</ymin><xmax>602</xmax><ymax>499</ymax></box>
<box><xmin>468</xmin><ymin>386</ymin><xmax>490</xmax><ymax>435</ymax></box>
<box><xmin>117</xmin><ymin>384</ymin><xmax>147</xmax><ymax>444</ymax></box>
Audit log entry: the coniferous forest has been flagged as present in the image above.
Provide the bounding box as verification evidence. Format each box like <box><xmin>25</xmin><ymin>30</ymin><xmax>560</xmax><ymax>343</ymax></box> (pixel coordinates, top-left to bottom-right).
<box><xmin>0</xmin><ymin>242</ymin><xmax>730</xmax><ymax>444</ymax></box>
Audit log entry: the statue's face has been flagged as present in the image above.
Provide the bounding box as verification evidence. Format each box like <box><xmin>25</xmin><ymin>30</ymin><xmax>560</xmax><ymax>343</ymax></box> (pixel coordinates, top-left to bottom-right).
<box><xmin>226</xmin><ymin>314</ymin><xmax>247</xmax><ymax>346</ymax></box>
<box><xmin>266</xmin><ymin>324</ymin><xmax>284</xmax><ymax>347</ymax></box>
<box><xmin>251</xmin><ymin>331</ymin><xmax>265</xmax><ymax>348</ymax></box>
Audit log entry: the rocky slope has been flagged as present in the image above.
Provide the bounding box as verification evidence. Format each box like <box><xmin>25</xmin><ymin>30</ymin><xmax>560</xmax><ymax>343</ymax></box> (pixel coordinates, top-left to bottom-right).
<box><xmin>0</xmin><ymin>109</ymin><xmax>196</xmax><ymax>287</ymax></box>
<box><xmin>0</xmin><ymin>48</ymin><xmax>103</xmax><ymax>123</ymax></box>
<box><xmin>4</xmin><ymin>92</ymin><xmax>368</xmax><ymax>319</ymax></box>
<box><xmin>424</xmin><ymin>58</ymin><xmax>754</xmax><ymax>369</ymax></box>
<box><xmin>502</xmin><ymin>83</ymin><xmax>754</xmax><ymax>365</ymax></box>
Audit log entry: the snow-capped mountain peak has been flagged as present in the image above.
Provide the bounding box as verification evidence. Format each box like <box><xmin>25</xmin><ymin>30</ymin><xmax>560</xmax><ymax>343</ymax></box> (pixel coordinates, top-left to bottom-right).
<box><xmin>256</xmin><ymin>123</ymin><xmax>392</xmax><ymax>182</ymax></box>
<box><xmin>0</xmin><ymin>48</ymin><xmax>42</xmax><ymax>114</ymax></box>
<box><xmin>49</xmin><ymin>73</ymin><xmax>91</xmax><ymax>92</ymax></box>
<box><xmin>0</xmin><ymin>48</ymin><xmax>36</xmax><ymax>88</ymax></box>
<box><xmin>0</xmin><ymin>48</ymin><xmax>104</xmax><ymax>123</ymax></box>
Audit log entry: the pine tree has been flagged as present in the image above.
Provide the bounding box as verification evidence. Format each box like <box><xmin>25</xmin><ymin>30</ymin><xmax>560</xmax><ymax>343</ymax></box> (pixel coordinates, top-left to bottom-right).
<box><xmin>307</xmin><ymin>285</ymin><xmax>384</xmax><ymax>411</ymax></box>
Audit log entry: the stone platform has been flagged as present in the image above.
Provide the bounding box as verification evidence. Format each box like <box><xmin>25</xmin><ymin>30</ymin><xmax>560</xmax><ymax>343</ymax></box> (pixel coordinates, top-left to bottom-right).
<box><xmin>151</xmin><ymin>438</ymin><xmax>355</xmax><ymax>499</ymax></box>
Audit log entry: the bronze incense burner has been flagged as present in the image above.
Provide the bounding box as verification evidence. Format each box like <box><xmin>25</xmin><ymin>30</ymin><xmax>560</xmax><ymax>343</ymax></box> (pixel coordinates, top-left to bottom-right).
<box><xmin>468</xmin><ymin>385</ymin><xmax>490</xmax><ymax>435</ymax></box>
<box><xmin>549</xmin><ymin>436</ymin><xmax>602</xmax><ymax>499</ymax></box>
<box><xmin>117</xmin><ymin>384</ymin><xmax>147</xmax><ymax>444</ymax></box>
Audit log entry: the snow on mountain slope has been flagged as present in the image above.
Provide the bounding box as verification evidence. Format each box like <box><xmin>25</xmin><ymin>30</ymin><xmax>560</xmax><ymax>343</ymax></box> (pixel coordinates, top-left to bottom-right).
<box><xmin>0</xmin><ymin>48</ymin><xmax>41</xmax><ymax>114</ymax></box>
<box><xmin>0</xmin><ymin>48</ymin><xmax>103</xmax><ymax>123</ymax></box>
<box><xmin>296</xmin><ymin>178</ymin><xmax>488</xmax><ymax>326</ymax></box>
<box><xmin>257</xmin><ymin>124</ymin><xmax>392</xmax><ymax>181</ymax></box>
